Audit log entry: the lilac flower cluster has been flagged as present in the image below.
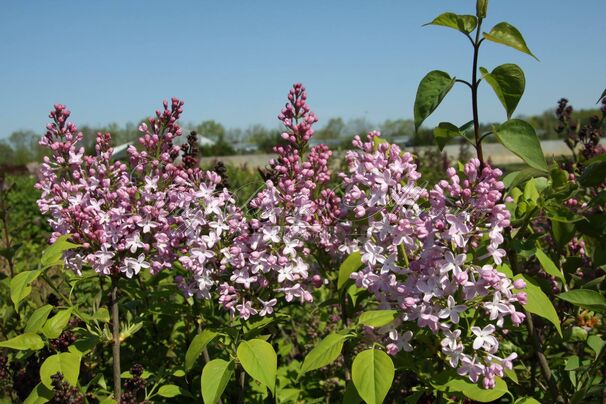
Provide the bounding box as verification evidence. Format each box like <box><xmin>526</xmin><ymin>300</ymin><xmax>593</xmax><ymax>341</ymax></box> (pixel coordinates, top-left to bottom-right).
<box><xmin>186</xmin><ymin>84</ymin><xmax>338</xmax><ymax>318</ymax></box>
<box><xmin>338</xmin><ymin>132</ymin><xmax>526</xmax><ymax>388</ymax></box>
<box><xmin>36</xmin><ymin>99</ymin><xmax>222</xmax><ymax>279</ymax></box>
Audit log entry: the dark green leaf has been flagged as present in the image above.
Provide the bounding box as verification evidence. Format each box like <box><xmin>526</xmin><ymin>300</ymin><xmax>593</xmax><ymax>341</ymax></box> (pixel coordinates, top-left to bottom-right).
<box><xmin>476</xmin><ymin>0</ymin><xmax>488</xmax><ymax>18</ymax></box>
<box><xmin>480</xmin><ymin>64</ymin><xmax>525</xmax><ymax>119</ymax></box>
<box><xmin>578</xmin><ymin>161</ymin><xmax>606</xmax><ymax>187</ymax></box>
<box><xmin>597</xmin><ymin>89</ymin><xmax>606</xmax><ymax>104</ymax></box>
<box><xmin>483</xmin><ymin>22</ymin><xmax>538</xmax><ymax>60</ymax></box>
<box><xmin>535</xmin><ymin>249</ymin><xmax>565</xmax><ymax>284</ymax></box>
<box><xmin>414</xmin><ymin>71</ymin><xmax>456</xmax><ymax>130</ymax></box>
<box><xmin>433</xmin><ymin>122</ymin><xmax>461</xmax><ymax>150</ymax></box>
<box><xmin>494</xmin><ymin>119</ymin><xmax>547</xmax><ymax>171</ymax></box>
<box><xmin>424</xmin><ymin>12</ymin><xmax>477</xmax><ymax>34</ymax></box>
<box><xmin>352</xmin><ymin>349</ymin><xmax>394</xmax><ymax>404</ymax></box>
<box><xmin>558</xmin><ymin>289</ymin><xmax>606</xmax><ymax>312</ymax></box>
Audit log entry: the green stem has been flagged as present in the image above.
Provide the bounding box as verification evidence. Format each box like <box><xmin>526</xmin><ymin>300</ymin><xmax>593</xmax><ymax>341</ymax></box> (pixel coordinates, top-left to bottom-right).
<box><xmin>41</xmin><ymin>272</ymin><xmax>71</xmax><ymax>306</ymax></box>
<box><xmin>111</xmin><ymin>276</ymin><xmax>122</xmax><ymax>400</ymax></box>
<box><xmin>471</xmin><ymin>18</ymin><xmax>485</xmax><ymax>168</ymax></box>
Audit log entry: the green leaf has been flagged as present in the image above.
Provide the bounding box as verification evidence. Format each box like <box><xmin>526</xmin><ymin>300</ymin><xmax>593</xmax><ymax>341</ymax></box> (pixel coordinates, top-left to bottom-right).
<box><xmin>445</xmin><ymin>377</ymin><xmax>509</xmax><ymax>402</ymax></box>
<box><xmin>237</xmin><ymin>339</ymin><xmax>277</xmax><ymax>395</ymax></box>
<box><xmin>42</xmin><ymin>309</ymin><xmax>72</xmax><ymax>340</ymax></box>
<box><xmin>480</xmin><ymin>64</ymin><xmax>525</xmax><ymax>119</ymax></box>
<box><xmin>185</xmin><ymin>330</ymin><xmax>218</xmax><ymax>371</ymax></box>
<box><xmin>494</xmin><ymin>119</ymin><xmax>547</xmax><ymax>171</ymax></box>
<box><xmin>351</xmin><ymin>349</ymin><xmax>394</xmax><ymax>404</ymax></box>
<box><xmin>338</xmin><ymin>252</ymin><xmax>363</xmax><ymax>290</ymax></box>
<box><xmin>476</xmin><ymin>0</ymin><xmax>488</xmax><ymax>18</ymax></box>
<box><xmin>597</xmin><ymin>88</ymin><xmax>606</xmax><ymax>104</ymax></box>
<box><xmin>578</xmin><ymin>161</ymin><xmax>606</xmax><ymax>187</ymax></box>
<box><xmin>300</xmin><ymin>333</ymin><xmax>349</xmax><ymax>374</ymax></box>
<box><xmin>157</xmin><ymin>384</ymin><xmax>186</xmax><ymax>398</ymax></box>
<box><xmin>25</xmin><ymin>305</ymin><xmax>54</xmax><ymax>334</ymax></box>
<box><xmin>23</xmin><ymin>383</ymin><xmax>54</xmax><ymax>404</ymax></box>
<box><xmin>587</xmin><ymin>335</ymin><xmax>605</xmax><ymax>360</ymax></box>
<box><xmin>39</xmin><ymin>352</ymin><xmax>81</xmax><ymax>389</ymax></box>
<box><xmin>40</xmin><ymin>234</ymin><xmax>80</xmax><ymax>269</ymax></box>
<box><xmin>558</xmin><ymin>289</ymin><xmax>606</xmax><ymax>312</ymax></box>
<box><xmin>535</xmin><ymin>249</ymin><xmax>565</xmax><ymax>284</ymax></box>
<box><xmin>10</xmin><ymin>269</ymin><xmax>42</xmax><ymax>310</ymax></box>
<box><xmin>201</xmin><ymin>359</ymin><xmax>234</xmax><ymax>404</ymax></box>
<box><xmin>514</xmin><ymin>274</ymin><xmax>562</xmax><ymax>336</ymax></box>
<box><xmin>92</xmin><ymin>307</ymin><xmax>110</xmax><ymax>323</ymax></box>
<box><xmin>483</xmin><ymin>22</ymin><xmax>538</xmax><ymax>60</ymax></box>
<box><xmin>414</xmin><ymin>71</ymin><xmax>456</xmax><ymax>130</ymax></box>
<box><xmin>424</xmin><ymin>12</ymin><xmax>477</xmax><ymax>34</ymax></box>
<box><xmin>433</xmin><ymin>122</ymin><xmax>461</xmax><ymax>150</ymax></box>
<box><xmin>0</xmin><ymin>333</ymin><xmax>44</xmax><ymax>350</ymax></box>
<box><xmin>515</xmin><ymin>398</ymin><xmax>541</xmax><ymax>404</ymax></box>
<box><xmin>358</xmin><ymin>310</ymin><xmax>398</xmax><ymax>328</ymax></box>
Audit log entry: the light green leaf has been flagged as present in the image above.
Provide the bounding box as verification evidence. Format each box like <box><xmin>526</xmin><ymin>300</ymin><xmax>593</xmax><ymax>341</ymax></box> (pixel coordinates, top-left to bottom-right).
<box><xmin>352</xmin><ymin>349</ymin><xmax>394</xmax><ymax>404</ymax></box>
<box><xmin>0</xmin><ymin>333</ymin><xmax>44</xmax><ymax>350</ymax></box>
<box><xmin>483</xmin><ymin>22</ymin><xmax>538</xmax><ymax>60</ymax></box>
<box><xmin>185</xmin><ymin>330</ymin><xmax>218</xmax><ymax>371</ymax></box>
<box><xmin>414</xmin><ymin>71</ymin><xmax>456</xmax><ymax>130</ymax></box>
<box><xmin>433</xmin><ymin>122</ymin><xmax>461</xmax><ymax>150</ymax></box>
<box><xmin>515</xmin><ymin>397</ymin><xmax>541</xmax><ymax>404</ymax></box>
<box><xmin>480</xmin><ymin>64</ymin><xmax>525</xmax><ymax>119</ymax></box>
<box><xmin>92</xmin><ymin>307</ymin><xmax>110</xmax><ymax>323</ymax></box>
<box><xmin>39</xmin><ymin>352</ymin><xmax>81</xmax><ymax>389</ymax></box>
<box><xmin>514</xmin><ymin>274</ymin><xmax>562</xmax><ymax>336</ymax></box>
<box><xmin>25</xmin><ymin>305</ymin><xmax>54</xmax><ymax>334</ymax></box>
<box><xmin>587</xmin><ymin>335</ymin><xmax>605</xmax><ymax>360</ymax></box>
<box><xmin>445</xmin><ymin>377</ymin><xmax>509</xmax><ymax>402</ymax></box>
<box><xmin>535</xmin><ymin>249</ymin><xmax>565</xmax><ymax>284</ymax></box>
<box><xmin>424</xmin><ymin>12</ymin><xmax>477</xmax><ymax>34</ymax></box>
<box><xmin>494</xmin><ymin>119</ymin><xmax>547</xmax><ymax>172</ymax></box>
<box><xmin>301</xmin><ymin>333</ymin><xmax>349</xmax><ymax>373</ymax></box>
<box><xmin>338</xmin><ymin>252</ymin><xmax>363</xmax><ymax>290</ymax></box>
<box><xmin>558</xmin><ymin>289</ymin><xmax>606</xmax><ymax>312</ymax></box>
<box><xmin>10</xmin><ymin>269</ymin><xmax>42</xmax><ymax>310</ymax></box>
<box><xmin>358</xmin><ymin>310</ymin><xmax>398</xmax><ymax>328</ymax></box>
<box><xmin>42</xmin><ymin>308</ymin><xmax>72</xmax><ymax>340</ymax></box>
<box><xmin>40</xmin><ymin>234</ymin><xmax>80</xmax><ymax>269</ymax></box>
<box><xmin>237</xmin><ymin>339</ymin><xmax>277</xmax><ymax>395</ymax></box>
<box><xmin>23</xmin><ymin>383</ymin><xmax>54</xmax><ymax>404</ymax></box>
<box><xmin>201</xmin><ymin>359</ymin><xmax>234</xmax><ymax>404</ymax></box>
<box><xmin>157</xmin><ymin>384</ymin><xmax>186</xmax><ymax>398</ymax></box>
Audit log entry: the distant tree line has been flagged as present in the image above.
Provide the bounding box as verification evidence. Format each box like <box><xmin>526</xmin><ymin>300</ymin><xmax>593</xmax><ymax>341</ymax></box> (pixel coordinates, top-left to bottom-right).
<box><xmin>1</xmin><ymin>105</ymin><xmax>601</xmax><ymax>165</ymax></box>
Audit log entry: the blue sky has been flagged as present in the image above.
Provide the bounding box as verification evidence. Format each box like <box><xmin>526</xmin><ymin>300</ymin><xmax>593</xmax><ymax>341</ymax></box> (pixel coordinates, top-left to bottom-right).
<box><xmin>1</xmin><ymin>0</ymin><xmax>604</xmax><ymax>138</ymax></box>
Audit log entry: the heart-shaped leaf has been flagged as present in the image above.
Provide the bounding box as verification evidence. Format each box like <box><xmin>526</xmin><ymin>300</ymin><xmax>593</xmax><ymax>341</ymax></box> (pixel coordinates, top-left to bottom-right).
<box><xmin>433</xmin><ymin>122</ymin><xmax>461</xmax><ymax>150</ymax></box>
<box><xmin>237</xmin><ymin>339</ymin><xmax>277</xmax><ymax>395</ymax></box>
<box><xmin>480</xmin><ymin>64</ymin><xmax>525</xmax><ymax>119</ymax></box>
<box><xmin>414</xmin><ymin>71</ymin><xmax>456</xmax><ymax>130</ymax></box>
<box><xmin>40</xmin><ymin>352</ymin><xmax>81</xmax><ymax>389</ymax></box>
<box><xmin>352</xmin><ymin>349</ymin><xmax>394</xmax><ymax>404</ymax></box>
<box><xmin>494</xmin><ymin>119</ymin><xmax>547</xmax><ymax>172</ymax></box>
<box><xmin>424</xmin><ymin>12</ymin><xmax>477</xmax><ymax>34</ymax></box>
<box><xmin>483</xmin><ymin>22</ymin><xmax>538</xmax><ymax>60</ymax></box>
